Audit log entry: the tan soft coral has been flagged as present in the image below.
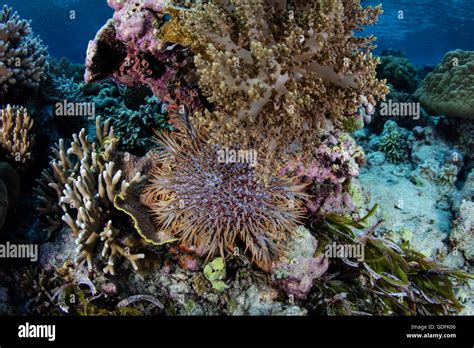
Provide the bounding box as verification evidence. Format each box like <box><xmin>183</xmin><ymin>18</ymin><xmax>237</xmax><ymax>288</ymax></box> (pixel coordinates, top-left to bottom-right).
<box><xmin>182</xmin><ymin>0</ymin><xmax>387</xmax><ymax>162</ymax></box>
<box><xmin>35</xmin><ymin>117</ymin><xmax>147</xmax><ymax>275</ymax></box>
<box><xmin>0</xmin><ymin>105</ymin><xmax>34</xmax><ymax>164</ymax></box>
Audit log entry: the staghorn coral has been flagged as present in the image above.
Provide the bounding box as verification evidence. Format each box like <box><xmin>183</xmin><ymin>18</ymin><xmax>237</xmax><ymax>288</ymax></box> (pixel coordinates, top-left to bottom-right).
<box><xmin>0</xmin><ymin>5</ymin><xmax>48</xmax><ymax>96</ymax></box>
<box><xmin>183</xmin><ymin>0</ymin><xmax>387</xmax><ymax>160</ymax></box>
<box><xmin>415</xmin><ymin>50</ymin><xmax>474</xmax><ymax>119</ymax></box>
<box><xmin>35</xmin><ymin>117</ymin><xmax>148</xmax><ymax>275</ymax></box>
<box><xmin>0</xmin><ymin>104</ymin><xmax>34</xmax><ymax>165</ymax></box>
<box><xmin>0</xmin><ymin>162</ymin><xmax>20</xmax><ymax>230</ymax></box>
<box><xmin>142</xmin><ymin>121</ymin><xmax>307</xmax><ymax>271</ymax></box>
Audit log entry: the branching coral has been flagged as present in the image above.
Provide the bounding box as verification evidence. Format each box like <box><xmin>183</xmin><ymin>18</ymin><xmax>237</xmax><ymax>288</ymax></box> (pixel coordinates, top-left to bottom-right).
<box><xmin>378</xmin><ymin>131</ymin><xmax>411</xmax><ymax>164</ymax></box>
<box><xmin>0</xmin><ymin>5</ymin><xmax>48</xmax><ymax>96</ymax></box>
<box><xmin>183</xmin><ymin>0</ymin><xmax>387</xmax><ymax>160</ymax></box>
<box><xmin>0</xmin><ymin>104</ymin><xmax>34</xmax><ymax>164</ymax></box>
<box><xmin>35</xmin><ymin>117</ymin><xmax>148</xmax><ymax>275</ymax></box>
<box><xmin>142</xmin><ymin>121</ymin><xmax>307</xmax><ymax>271</ymax></box>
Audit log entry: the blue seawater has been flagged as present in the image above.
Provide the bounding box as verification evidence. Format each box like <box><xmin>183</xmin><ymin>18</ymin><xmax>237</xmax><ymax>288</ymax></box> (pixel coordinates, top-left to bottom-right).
<box><xmin>4</xmin><ymin>0</ymin><xmax>474</xmax><ymax>66</ymax></box>
<box><xmin>363</xmin><ymin>0</ymin><xmax>474</xmax><ymax>65</ymax></box>
<box><xmin>4</xmin><ymin>0</ymin><xmax>112</xmax><ymax>63</ymax></box>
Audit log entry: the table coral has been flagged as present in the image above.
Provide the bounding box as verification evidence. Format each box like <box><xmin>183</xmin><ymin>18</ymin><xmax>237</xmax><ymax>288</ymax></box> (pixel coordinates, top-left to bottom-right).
<box><xmin>415</xmin><ymin>50</ymin><xmax>474</xmax><ymax>119</ymax></box>
<box><xmin>0</xmin><ymin>5</ymin><xmax>48</xmax><ymax>97</ymax></box>
<box><xmin>0</xmin><ymin>104</ymin><xmax>34</xmax><ymax>165</ymax></box>
<box><xmin>35</xmin><ymin>117</ymin><xmax>148</xmax><ymax>275</ymax></box>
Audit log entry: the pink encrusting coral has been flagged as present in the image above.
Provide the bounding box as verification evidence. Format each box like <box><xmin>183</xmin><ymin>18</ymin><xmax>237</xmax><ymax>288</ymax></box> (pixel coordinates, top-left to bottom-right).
<box><xmin>279</xmin><ymin>132</ymin><xmax>365</xmax><ymax>215</ymax></box>
<box><xmin>85</xmin><ymin>0</ymin><xmax>202</xmax><ymax>111</ymax></box>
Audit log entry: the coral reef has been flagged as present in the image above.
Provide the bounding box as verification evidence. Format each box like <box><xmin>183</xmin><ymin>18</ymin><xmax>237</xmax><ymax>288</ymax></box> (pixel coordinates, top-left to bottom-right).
<box><xmin>377</xmin><ymin>121</ymin><xmax>412</xmax><ymax>163</ymax></box>
<box><xmin>279</xmin><ymin>132</ymin><xmax>365</xmax><ymax>216</ymax></box>
<box><xmin>376</xmin><ymin>50</ymin><xmax>419</xmax><ymax>93</ymax></box>
<box><xmin>35</xmin><ymin>117</ymin><xmax>149</xmax><ymax>275</ymax></box>
<box><xmin>0</xmin><ymin>162</ymin><xmax>20</xmax><ymax>230</ymax></box>
<box><xmin>85</xmin><ymin>0</ymin><xmax>387</xmax><ymax>167</ymax></box>
<box><xmin>272</xmin><ymin>226</ymin><xmax>328</xmax><ymax>300</ymax></box>
<box><xmin>0</xmin><ymin>104</ymin><xmax>34</xmax><ymax>165</ymax></box>
<box><xmin>183</xmin><ymin>0</ymin><xmax>387</xmax><ymax>161</ymax></box>
<box><xmin>415</xmin><ymin>50</ymin><xmax>474</xmax><ymax>119</ymax></box>
<box><xmin>0</xmin><ymin>5</ymin><xmax>48</xmax><ymax>97</ymax></box>
<box><xmin>143</xmin><ymin>122</ymin><xmax>306</xmax><ymax>271</ymax></box>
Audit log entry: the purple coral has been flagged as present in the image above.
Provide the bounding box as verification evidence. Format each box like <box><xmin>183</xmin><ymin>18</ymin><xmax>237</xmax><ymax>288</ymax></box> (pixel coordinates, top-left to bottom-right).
<box><xmin>272</xmin><ymin>227</ymin><xmax>328</xmax><ymax>300</ymax></box>
<box><xmin>279</xmin><ymin>132</ymin><xmax>364</xmax><ymax>215</ymax></box>
<box><xmin>85</xmin><ymin>0</ymin><xmax>201</xmax><ymax>110</ymax></box>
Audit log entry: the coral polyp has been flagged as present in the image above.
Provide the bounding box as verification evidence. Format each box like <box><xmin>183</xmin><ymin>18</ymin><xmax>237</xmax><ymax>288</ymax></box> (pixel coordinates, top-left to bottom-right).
<box><xmin>143</xmin><ymin>123</ymin><xmax>307</xmax><ymax>271</ymax></box>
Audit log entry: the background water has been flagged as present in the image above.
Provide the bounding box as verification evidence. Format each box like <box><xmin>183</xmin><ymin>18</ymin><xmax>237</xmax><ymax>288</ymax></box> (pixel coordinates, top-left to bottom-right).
<box><xmin>4</xmin><ymin>0</ymin><xmax>474</xmax><ymax>66</ymax></box>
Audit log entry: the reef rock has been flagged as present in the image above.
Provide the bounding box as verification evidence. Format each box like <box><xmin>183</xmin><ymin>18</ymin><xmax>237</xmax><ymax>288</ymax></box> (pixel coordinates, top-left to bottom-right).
<box><xmin>272</xmin><ymin>226</ymin><xmax>328</xmax><ymax>300</ymax></box>
<box><xmin>450</xmin><ymin>200</ymin><xmax>474</xmax><ymax>262</ymax></box>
